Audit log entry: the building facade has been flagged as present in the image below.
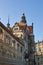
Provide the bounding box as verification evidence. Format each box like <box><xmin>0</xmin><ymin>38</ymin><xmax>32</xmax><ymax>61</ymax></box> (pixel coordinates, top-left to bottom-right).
<box><xmin>0</xmin><ymin>22</ymin><xmax>25</xmax><ymax>65</ymax></box>
<box><xmin>35</xmin><ymin>41</ymin><xmax>43</xmax><ymax>65</ymax></box>
<box><xmin>0</xmin><ymin>13</ymin><xmax>35</xmax><ymax>65</ymax></box>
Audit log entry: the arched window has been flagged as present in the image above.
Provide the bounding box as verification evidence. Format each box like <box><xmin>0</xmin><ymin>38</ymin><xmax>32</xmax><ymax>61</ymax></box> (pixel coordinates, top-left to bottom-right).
<box><xmin>0</xmin><ymin>28</ymin><xmax>3</xmax><ymax>39</ymax></box>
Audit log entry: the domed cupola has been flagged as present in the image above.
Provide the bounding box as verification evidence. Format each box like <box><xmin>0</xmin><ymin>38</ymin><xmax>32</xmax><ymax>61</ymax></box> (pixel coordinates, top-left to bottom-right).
<box><xmin>20</xmin><ymin>13</ymin><xmax>27</xmax><ymax>23</ymax></box>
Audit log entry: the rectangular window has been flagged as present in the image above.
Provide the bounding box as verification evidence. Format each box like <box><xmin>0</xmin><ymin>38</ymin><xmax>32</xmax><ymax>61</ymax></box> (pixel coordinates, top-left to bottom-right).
<box><xmin>21</xmin><ymin>47</ymin><xmax>22</xmax><ymax>53</ymax></box>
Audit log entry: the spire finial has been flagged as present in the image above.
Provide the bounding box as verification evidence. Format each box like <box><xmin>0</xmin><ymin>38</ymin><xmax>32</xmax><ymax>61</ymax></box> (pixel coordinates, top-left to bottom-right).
<box><xmin>23</xmin><ymin>13</ymin><xmax>25</xmax><ymax>16</ymax></box>
<box><xmin>32</xmin><ymin>22</ymin><xmax>34</xmax><ymax>33</ymax></box>
<box><xmin>7</xmin><ymin>16</ymin><xmax>10</xmax><ymax>27</ymax></box>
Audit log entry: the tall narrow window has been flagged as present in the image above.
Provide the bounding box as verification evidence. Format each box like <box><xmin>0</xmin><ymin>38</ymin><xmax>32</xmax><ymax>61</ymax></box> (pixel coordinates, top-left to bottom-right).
<box><xmin>0</xmin><ymin>28</ymin><xmax>3</xmax><ymax>34</ymax></box>
<box><xmin>21</xmin><ymin>47</ymin><xmax>22</xmax><ymax>53</ymax></box>
<box><xmin>0</xmin><ymin>28</ymin><xmax>3</xmax><ymax>39</ymax></box>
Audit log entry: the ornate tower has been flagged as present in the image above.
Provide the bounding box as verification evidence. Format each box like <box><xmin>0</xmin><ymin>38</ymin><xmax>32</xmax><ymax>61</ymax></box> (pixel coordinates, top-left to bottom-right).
<box><xmin>20</xmin><ymin>13</ymin><xmax>27</xmax><ymax>23</ymax></box>
<box><xmin>28</xmin><ymin>23</ymin><xmax>35</xmax><ymax>65</ymax></box>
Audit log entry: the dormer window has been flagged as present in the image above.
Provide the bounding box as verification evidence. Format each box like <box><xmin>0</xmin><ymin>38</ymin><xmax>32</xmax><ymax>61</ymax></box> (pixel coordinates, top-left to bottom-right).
<box><xmin>13</xmin><ymin>27</ymin><xmax>19</xmax><ymax>31</ymax></box>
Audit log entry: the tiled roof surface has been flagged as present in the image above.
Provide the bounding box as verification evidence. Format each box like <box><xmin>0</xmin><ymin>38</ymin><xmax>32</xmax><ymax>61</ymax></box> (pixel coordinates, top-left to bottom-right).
<box><xmin>18</xmin><ymin>23</ymin><xmax>27</xmax><ymax>27</ymax></box>
<box><xmin>8</xmin><ymin>27</ymin><xmax>12</xmax><ymax>32</ymax></box>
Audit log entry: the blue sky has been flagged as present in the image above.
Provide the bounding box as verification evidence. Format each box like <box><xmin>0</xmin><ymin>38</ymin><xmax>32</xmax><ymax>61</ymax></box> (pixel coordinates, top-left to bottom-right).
<box><xmin>0</xmin><ymin>0</ymin><xmax>43</xmax><ymax>42</ymax></box>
